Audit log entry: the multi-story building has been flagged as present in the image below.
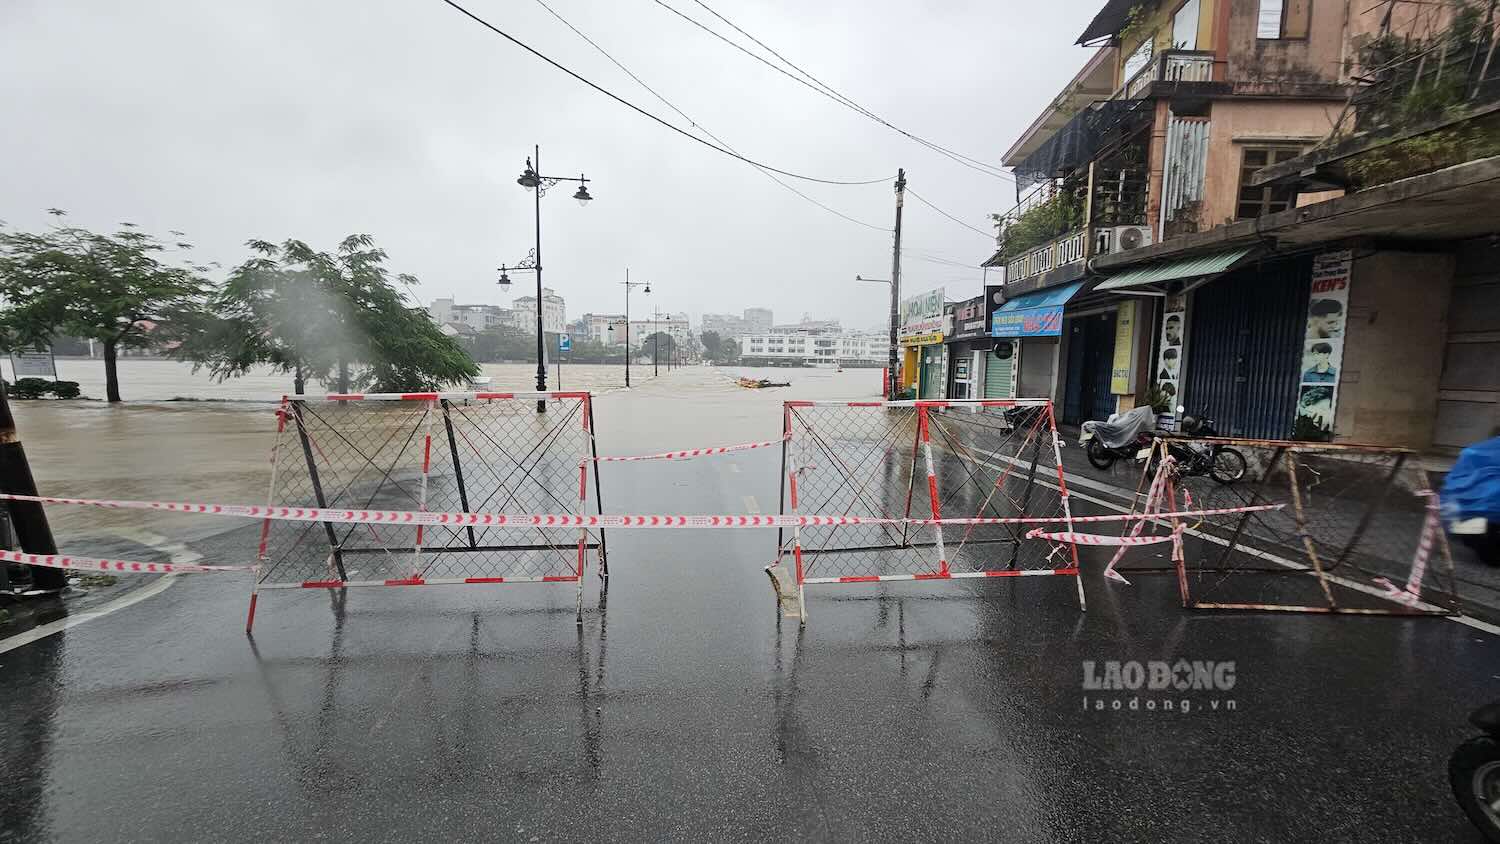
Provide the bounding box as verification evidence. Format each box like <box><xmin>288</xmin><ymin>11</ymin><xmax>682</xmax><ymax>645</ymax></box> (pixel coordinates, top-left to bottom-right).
<box><xmin>581</xmin><ymin>313</ymin><xmax>627</xmax><ymax>346</ymax></box>
<box><xmin>427</xmin><ymin>298</ymin><xmax>513</xmax><ymax>333</ymax></box>
<box><xmin>742</xmin><ymin>307</ymin><xmax>774</xmax><ymax>334</ymax></box>
<box><xmin>740</xmin><ymin>331</ymin><xmax>887</xmax><ymax>367</ymax></box>
<box><xmin>509</xmin><ymin>287</ymin><xmax>567</xmax><ymax>335</ymax></box>
<box><xmin>623</xmin><ymin>312</ymin><xmax>692</xmax><ymax>347</ymax></box>
<box><xmin>984</xmin><ymin>0</ymin><xmax>1449</xmax><ymax>438</ymax></box>
<box><xmin>769</xmin><ymin>318</ymin><xmax>841</xmax><ymax>335</ymax></box>
<box><xmin>701</xmin><ymin>313</ymin><xmax>747</xmax><ymax>338</ymax></box>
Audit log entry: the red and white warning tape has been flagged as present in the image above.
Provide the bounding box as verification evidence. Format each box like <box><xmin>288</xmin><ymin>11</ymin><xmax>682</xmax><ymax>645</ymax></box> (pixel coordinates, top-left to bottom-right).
<box><xmin>591</xmin><ymin>433</ymin><xmax>790</xmax><ymax>463</ymax></box>
<box><xmin>0</xmin><ymin>548</ymin><xmax>253</xmax><ymax>574</ymax></box>
<box><xmin>1024</xmin><ymin>529</ymin><xmax>1180</xmax><ymax>547</ymax></box>
<box><xmin>0</xmin><ymin>493</ymin><xmax>1282</xmax><ymax>529</ymax></box>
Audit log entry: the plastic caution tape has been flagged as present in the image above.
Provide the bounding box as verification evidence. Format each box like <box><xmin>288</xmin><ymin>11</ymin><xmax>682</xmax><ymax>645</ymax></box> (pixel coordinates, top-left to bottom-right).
<box><xmin>0</xmin><ymin>548</ymin><xmax>253</xmax><ymax>574</ymax></box>
<box><xmin>0</xmin><ymin>493</ymin><xmax>1282</xmax><ymax>529</ymax></box>
<box><xmin>1024</xmin><ymin>528</ymin><xmax>1181</xmax><ymax>547</ymax></box>
<box><xmin>591</xmin><ymin>433</ymin><xmax>790</xmax><ymax>462</ymax></box>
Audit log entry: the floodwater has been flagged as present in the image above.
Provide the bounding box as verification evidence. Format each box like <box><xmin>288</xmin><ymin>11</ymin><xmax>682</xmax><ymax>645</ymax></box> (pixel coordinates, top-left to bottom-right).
<box><xmin>5</xmin><ymin>359</ymin><xmax>875</xmax><ymax>552</ymax></box>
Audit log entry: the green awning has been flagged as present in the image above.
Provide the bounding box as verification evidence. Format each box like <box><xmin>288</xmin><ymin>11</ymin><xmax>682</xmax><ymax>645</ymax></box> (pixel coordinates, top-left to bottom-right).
<box><xmin>1094</xmin><ymin>247</ymin><xmax>1255</xmax><ymax>292</ymax></box>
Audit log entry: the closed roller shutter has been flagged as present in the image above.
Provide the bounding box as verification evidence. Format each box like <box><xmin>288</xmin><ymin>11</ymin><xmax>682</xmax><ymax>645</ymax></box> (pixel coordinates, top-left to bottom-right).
<box><xmin>984</xmin><ymin>342</ymin><xmax>1016</xmax><ymax>398</ymax></box>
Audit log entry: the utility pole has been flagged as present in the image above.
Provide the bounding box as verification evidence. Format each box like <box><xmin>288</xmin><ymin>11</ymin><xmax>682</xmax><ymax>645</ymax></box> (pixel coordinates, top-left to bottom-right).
<box><xmin>0</xmin><ymin>379</ymin><xmax>65</xmax><ymax>592</ymax></box>
<box><xmin>531</xmin><ymin>144</ymin><xmax>547</xmax><ymax>414</ymax></box>
<box><xmin>888</xmin><ymin>168</ymin><xmax>906</xmax><ymax>401</ymax></box>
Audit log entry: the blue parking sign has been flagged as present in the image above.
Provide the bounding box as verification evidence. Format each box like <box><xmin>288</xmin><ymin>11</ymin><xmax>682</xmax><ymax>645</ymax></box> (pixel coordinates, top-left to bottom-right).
<box><xmin>558</xmin><ymin>335</ymin><xmax>572</xmax><ymax>352</ymax></box>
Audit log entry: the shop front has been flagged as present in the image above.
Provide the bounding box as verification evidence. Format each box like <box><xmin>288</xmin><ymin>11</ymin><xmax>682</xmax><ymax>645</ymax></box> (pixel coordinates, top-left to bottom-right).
<box><xmin>943</xmin><ymin>294</ymin><xmax>998</xmax><ymax>400</ymax></box>
<box><xmin>992</xmin><ymin>281</ymin><xmax>1083</xmax><ymax>407</ymax></box>
<box><xmin>898</xmin><ymin>286</ymin><xmax>946</xmax><ymax>399</ymax></box>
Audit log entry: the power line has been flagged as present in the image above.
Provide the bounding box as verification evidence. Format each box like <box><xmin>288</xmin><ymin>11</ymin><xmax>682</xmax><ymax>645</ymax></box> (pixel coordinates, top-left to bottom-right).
<box><xmin>436</xmin><ymin>0</ymin><xmax>889</xmax><ymax>186</ymax></box>
<box><xmin>905</xmin><ymin>188</ymin><xmax>994</xmax><ymax>240</ymax></box>
<box><xmin>658</xmin><ymin>0</ymin><xmax>1016</xmax><ymax>182</ymax></box>
<box><xmin>528</xmin><ymin>0</ymin><xmax>892</xmax><ymax>233</ymax></box>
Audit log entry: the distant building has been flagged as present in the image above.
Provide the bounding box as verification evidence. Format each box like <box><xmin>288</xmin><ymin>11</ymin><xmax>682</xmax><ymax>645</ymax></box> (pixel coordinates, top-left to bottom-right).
<box><xmin>428</xmin><ymin>298</ymin><xmax>513</xmax><ymax>332</ymax></box>
<box><xmin>770</xmin><ymin>318</ymin><xmax>841</xmax><ymax>335</ymax></box>
<box><xmin>701</xmin><ymin>313</ymin><xmax>747</xmax><ymax>338</ymax></box>
<box><xmin>739</xmin><ymin>331</ymin><xmax>885</xmax><ymax>367</ymax></box>
<box><xmin>582</xmin><ymin>313</ymin><xmax>627</xmax><ymax>346</ymax></box>
<box><xmin>624</xmin><ymin>312</ymin><xmax>691</xmax><ymax>347</ymax></box>
<box><xmin>509</xmin><ymin>287</ymin><xmax>567</xmax><ymax>335</ymax></box>
<box><xmin>742</xmin><ymin>307</ymin><xmax>773</xmax><ymax>334</ymax></box>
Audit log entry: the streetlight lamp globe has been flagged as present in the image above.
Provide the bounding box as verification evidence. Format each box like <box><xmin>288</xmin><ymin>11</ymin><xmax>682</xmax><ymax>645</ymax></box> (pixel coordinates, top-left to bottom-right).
<box><xmin>643</xmin><ymin>283</ymin><xmax>651</xmax><ymax>294</ymax></box>
<box><xmin>572</xmin><ymin>184</ymin><xmax>592</xmax><ymax>206</ymax></box>
<box><xmin>497</xmin><ymin>271</ymin><xmax>511</xmax><ymax>289</ymax></box>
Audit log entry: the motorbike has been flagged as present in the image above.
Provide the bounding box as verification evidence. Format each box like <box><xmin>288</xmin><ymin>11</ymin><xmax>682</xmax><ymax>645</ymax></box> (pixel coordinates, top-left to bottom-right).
<box><xmin>1441</xmin><ymin>433</ymin><xmax>1500</xmax><ymax>567</ymax></box>
<box><xmin>1450</xmin><ymin>700</ymin><xmax>1500</xmax><ymax>841</ymax></box>
<box><xmin>1161</xmin><ymin>410</ymin><xmax>1247</xmax><ymax>484</ymax></box>
<box><xmin>1080</xmin><ymin>406</ymin><xmax>1157</xmax><ymax>471</ymax></box>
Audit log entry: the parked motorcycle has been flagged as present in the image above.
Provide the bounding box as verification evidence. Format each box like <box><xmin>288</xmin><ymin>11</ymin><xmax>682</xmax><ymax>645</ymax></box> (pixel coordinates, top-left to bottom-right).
<box><xmin>1163</xmin><ymin>409</ymin><xmax>1247</xmax><ymax>484</ymax></box>
<box><xmin>1450</xmin><ymin>700</ymin><xmax>1500</xmax><ymax>841</ymax></box>
<box><xmin>1441</xmin><ymin>432</ymin><xmax>1500</xmax><ymax>567</ymax></box>
<box><xmin>1080</xmin><ymin>405</ymin><xmax>1157</xmax><ymax>471</ymax></box>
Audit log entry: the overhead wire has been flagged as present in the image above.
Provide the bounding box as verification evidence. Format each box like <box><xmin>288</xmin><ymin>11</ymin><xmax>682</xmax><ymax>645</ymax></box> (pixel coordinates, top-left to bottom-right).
<box><xmin>436</xmin><ymin>0</ymin><xmax>890</xmax><ymax>186</ymax></box>
<box><xmin>905</xmin><ymin>188</ymin><xmax>995</xmax><ymax>240</ymax></box>
<box><xmin>658</xmin><ymin>0</ymin><xmax>1016</xmax><ymax>182</ymax></box>
<box><xmin>527</xmin><ymin>0</ymin><xmax>893</xmax><ymax>233</ymax></box>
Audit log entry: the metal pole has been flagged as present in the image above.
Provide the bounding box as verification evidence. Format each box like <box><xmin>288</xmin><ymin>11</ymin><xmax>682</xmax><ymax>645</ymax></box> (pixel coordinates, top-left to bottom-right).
<box><xmin>888</xmin><ymin>168</ymin><xmax>906</xmax><ymax>400</ymax></box>
<box><xmin>534</xmin><ymin>143</ymin><xmax>547</xmax><ymax>414</ymax></box>
<box><xmin>624</xmin><ymin>269</ymin><xmax>631</xmax><ymax>389</ymax></box>
<box><xmin>290</xmin><ymin>401</ymin><xmax>348</xmax><ymax>581</ymax></box>
<box><xmin>440</xmin><ymin>400</ymin><xmax>478</xmax><ymax>549</ymax></box>
<box><xmin>0</xmin><ymin>379</ymin><xmax>65</xmax><ymax>591</ymax></box>
<box><xmin>653</xmin><ymin>308</ymin><xmax>660</xmax><ymax>377</ymax></box>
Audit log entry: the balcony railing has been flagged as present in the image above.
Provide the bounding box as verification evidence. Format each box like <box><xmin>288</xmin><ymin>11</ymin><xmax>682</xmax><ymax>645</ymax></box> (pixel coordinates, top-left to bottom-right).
<box><xmin>1116</xmin><ymin>50</ymin><xmax>1216</xmax><ymax>100</ymax></box>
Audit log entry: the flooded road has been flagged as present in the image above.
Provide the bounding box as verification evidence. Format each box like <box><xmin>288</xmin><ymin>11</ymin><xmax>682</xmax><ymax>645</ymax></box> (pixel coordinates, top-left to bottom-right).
<box><xmin>3</xmin><ymin>363</ymin><xmax>1494</xmax><ymax>841</ymax></box>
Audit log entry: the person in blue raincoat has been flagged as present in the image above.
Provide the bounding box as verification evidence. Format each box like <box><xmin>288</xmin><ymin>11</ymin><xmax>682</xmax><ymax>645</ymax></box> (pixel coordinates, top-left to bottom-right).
<box><xmin>1442</xmin><ymin>429</ymin><xmax>1500</xmax><ymax>566</ymax></box>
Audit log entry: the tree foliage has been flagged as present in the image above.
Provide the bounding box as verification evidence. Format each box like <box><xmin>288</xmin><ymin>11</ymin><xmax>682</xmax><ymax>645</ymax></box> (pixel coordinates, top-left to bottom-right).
<box><xmin>0</xmin><ymin>211</ymin><xmax>211</xmax><ymax>402</ymax></box>
<box><xmin>179</xmin><ymin>235</ymin><xmax>476</xmax><ymax>393</ymax></box>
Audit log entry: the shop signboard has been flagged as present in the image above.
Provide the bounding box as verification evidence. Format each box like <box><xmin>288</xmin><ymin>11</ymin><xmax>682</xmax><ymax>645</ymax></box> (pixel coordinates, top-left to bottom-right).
<box><xmin>945</xmin><ymin>295</ymin><xmax>989</xmax><ymax>342</ymax></box>
<box><xmin>1110</xmin><ymin>300</ymin><xmax>1137</xmax><ymax>395</ymax></box>
<box><xmin>8</xmin><ymin>346</ymin><xmax>56</xmax><ymax>379</ymax></box>
<box><xmin>1154</xmin><ymin>293</ymin><xmax>1187</xmax><ymax>421</ymax></box>
<box><xmin>899</xmin><ymin>287</ymin><xmax>945</xmax><ymax>347</ymax></box>
<box><xmin>1295</xmin><ymin>250</ymin><xmax>1352</xmax><ymax>441</ymax></box>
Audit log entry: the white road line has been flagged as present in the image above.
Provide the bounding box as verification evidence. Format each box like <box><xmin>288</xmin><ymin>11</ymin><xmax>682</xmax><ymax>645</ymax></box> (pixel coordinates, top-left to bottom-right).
<box><xmin>972</xmin><ymin>452</ymin><xmax>1500</xmax><ymax>638</ymax></box>
<box><xmin>0</xmin><ymin>574</ymin><xmax>177</xmax><ymax>655</ymax></box>
<box><xmin>0</xmin><ymin>528</ymin><xmax>197</xmax><ymax>654</ymax></box>
<box><xmin>742</xmin><ymin>495</ymin><xmax>761</xmax><ymax>515</ymax></box>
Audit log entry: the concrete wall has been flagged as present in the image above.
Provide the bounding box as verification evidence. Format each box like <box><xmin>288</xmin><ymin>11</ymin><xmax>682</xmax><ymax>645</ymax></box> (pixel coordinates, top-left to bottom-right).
<box><xmin>1224</xmin><ymin>0</ymin><xmax>1345</xmax><ymax>87</ymax></box>
<box><xmin>1332</xmin><ymin>250</ymin><xmax>1456</xmax><ymax>448</ymax></box>
<box><xmin>1199</xmin><ymin>98</ymin><xmax>1345</xmax><ymax>227</ymax></box>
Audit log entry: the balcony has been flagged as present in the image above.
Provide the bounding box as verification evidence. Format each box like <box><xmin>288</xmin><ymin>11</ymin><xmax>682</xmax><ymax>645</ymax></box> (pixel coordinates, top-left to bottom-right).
<box><xmin>1114</xmin><ymin>50</ymin><xmax>1217</xmax><ymax>100</ymax></box>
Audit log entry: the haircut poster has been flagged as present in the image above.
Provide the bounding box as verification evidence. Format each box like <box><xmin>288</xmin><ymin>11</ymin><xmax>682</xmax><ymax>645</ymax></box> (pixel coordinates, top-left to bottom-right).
<box><xmin>1154</xmin><ymin>294</ymin><xmax>1186</xmax><ymax>427</ymax></box>
<box><xmin>1295</xmin><ymin>250</ymin><xmax>1351</xmax><ymax>441</ymax></box>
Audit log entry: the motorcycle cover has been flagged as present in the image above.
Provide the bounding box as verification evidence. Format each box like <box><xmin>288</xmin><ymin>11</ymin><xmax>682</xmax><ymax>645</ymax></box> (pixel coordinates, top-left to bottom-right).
<box><xmin>1442</xmin><ymin>434</ymin><xmax>1500</xmax><ymax>521</ymax></box>
<box><xmin>1081</xmin><ymin>405</ymin><xmax>1157</xmax><ymax>450</ymax></box>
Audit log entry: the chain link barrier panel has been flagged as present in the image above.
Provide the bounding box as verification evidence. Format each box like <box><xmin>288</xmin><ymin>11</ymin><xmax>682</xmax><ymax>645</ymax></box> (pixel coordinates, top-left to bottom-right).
<box><xmin>1109</xmin><ymin>438</ymin><xmax>1462</xmax><ymax>615</ymax></box>
<box><xmin>249</xmin><ymin>391</ymin><xmax>603</xmax><ymax>629</ymax></box>
<box><xmin>775</xmin><ymin>399</ymin><xmax>1081</xmax><ymax>618</ymax></box>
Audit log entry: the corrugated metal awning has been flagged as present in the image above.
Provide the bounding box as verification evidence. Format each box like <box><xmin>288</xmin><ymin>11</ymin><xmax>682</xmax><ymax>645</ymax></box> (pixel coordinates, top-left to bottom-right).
<box><xmin>1093</xmin><ymin>247</ymin><xmax>1255</xmax><ymax>292</ymax></box>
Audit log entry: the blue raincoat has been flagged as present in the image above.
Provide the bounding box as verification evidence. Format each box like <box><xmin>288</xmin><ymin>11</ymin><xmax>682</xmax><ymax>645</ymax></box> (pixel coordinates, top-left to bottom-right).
<box><xmin>1442</xmin><ymin>435</ymin><xmax>1500</xmax><ymax>521</ymax></box>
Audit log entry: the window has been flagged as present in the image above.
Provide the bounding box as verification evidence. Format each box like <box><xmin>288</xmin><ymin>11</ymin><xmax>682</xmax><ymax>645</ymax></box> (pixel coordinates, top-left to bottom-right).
<box><xmin>1235</xmin><ymin>147</ymin><xmax>1303</xmax><ymax>219</ymax></box>
<box><xmin>1257</xmin><ymin>0</ymin><xmax>1310</xmax><ymax>39</ymax></box>
<box><xmin>1122</xmin><ymin>36</ymin><xmax>1154</xmax><ymax>83</ymax></box>
<box><xmin>1172</xmin><ymin>0</ymin><xmax>1200</xmax><ymax>49</ymax></box>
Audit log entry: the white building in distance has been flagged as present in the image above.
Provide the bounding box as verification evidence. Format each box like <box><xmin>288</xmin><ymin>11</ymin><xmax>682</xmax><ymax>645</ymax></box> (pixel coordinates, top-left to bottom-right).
<box><xmin>743</xmin><ymin>307</ymin><xmax>773</xmax><ymax>334</ymax></box>
<box><xmin>428</xmin><ymin>298</ymin><xmax>513</xmax><ymax>333</ymax></box>
<box><xmin>739</xmin><ymin>331</ymin><xmax>886</xmax><ymax>367</ymax></box>
<box><xmin>509</xmin><ymin>287</ymin><xmax>567</xmax><ymax>335</ymax></box>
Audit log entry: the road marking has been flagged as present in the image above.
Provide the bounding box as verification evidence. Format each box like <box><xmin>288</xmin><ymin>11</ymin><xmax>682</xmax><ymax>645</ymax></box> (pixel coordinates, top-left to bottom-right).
<box><xmin>971</xmin><ymin>453</ymin><xmax>1500</xmax><ymax>638</ymax></box>
<box><xmin>0</xmin><ymin>574</ymin><xmax>177</xmax><ymax>655</ymax></box>
<box><xmin>742</xmin><ymin>495</ymin><xmax>761</xmax><ymax>514</ymax></box>
<box><xmin>0</xmin><ymin>528</ymin><xmax>196</xmax><ymax>654</ymax></box>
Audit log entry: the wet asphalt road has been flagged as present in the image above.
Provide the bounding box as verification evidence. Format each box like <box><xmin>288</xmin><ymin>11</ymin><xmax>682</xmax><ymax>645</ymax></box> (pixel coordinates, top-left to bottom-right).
<box><xmin>3</xmin><ymin>368</ymin><xmax>1500</xmax><ymax>842</ymax></box>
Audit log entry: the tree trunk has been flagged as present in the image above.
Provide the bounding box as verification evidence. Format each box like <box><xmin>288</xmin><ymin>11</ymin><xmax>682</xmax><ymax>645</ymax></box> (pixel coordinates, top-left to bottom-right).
<box><xmin>337</xmin><ymin>360</ymin><xmax>350</xmax><ymax>394</ymax></box>
<box><xmin>294</xmin><ymin>366</ymin><xmax>306</xmax><ymax>396</ymax></box>
<box><xmin>103</xmin><ymin>339</ymin><xmax>122</xmax><ymax>403</ymax></box>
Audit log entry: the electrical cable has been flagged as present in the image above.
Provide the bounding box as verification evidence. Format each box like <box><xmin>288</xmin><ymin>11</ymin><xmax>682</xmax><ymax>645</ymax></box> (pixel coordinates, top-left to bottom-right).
<box><xmin>905</xmin><ymin>188</ymin><xmax>994</xmax><ymax>240</ymax></box>
<box><xmin>527</xmin><ymin>0</ymin><xmax>893</xmax><ymax>232</ymax></box>
<box><xmin>653</xmin><ymin>0</ymin><xmax>1014</xmax><ymax>182</ymax></box>
<box><xmin>437</xmin><ymin>0</ymin><xmax>889</xmax><ymax>186</ymax></box>
<box><xmin>687</xmin><ymin>0</ymin><xmax>1014</xmax><ymax>179</ymax></box>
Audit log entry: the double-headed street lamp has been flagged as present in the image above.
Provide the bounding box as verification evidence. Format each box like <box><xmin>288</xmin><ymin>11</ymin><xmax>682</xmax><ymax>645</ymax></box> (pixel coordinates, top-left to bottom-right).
<box><xmin>618</xmin><ymin>270</ymin><xmax>649</xmax><ymax>388</ymax></box>
<box><xmin>498</xmin><ymin>144</ymin><xmax>593</xmax><ymax>412</ymax></box>
<box><xmin>857</xmin><ymin>274</ymin><xmax>900</xmax><ymax>400</ymax></box>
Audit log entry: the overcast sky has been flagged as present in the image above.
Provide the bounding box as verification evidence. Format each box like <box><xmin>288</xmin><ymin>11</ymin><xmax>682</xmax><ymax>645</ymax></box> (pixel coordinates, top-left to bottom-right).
<box><xmin>1</xmin><ymin>0</ymin><xmax>1098</xmax><ymax>332</ymax></box>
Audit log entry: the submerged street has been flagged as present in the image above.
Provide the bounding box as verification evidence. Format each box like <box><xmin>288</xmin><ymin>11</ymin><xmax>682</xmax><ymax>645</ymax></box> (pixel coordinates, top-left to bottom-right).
<box><xmin>3</xmin><ymin>367</ymin><xmax>1498</xmax><ymax>841</ymax></box>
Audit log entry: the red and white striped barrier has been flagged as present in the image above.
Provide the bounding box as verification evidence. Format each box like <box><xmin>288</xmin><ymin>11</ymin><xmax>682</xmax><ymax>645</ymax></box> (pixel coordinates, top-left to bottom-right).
<box><xmin>0</xmin><ymin>548</ymin><xmax>253</xmax><ymax>575</ymax></box>
<box><xmin>0</xmin><ymin>493</ymin><xmax>1283</xmax><ymax>529</ymax></box>
<box><xmin>591</xmin><ymin>433</ymin><xmax>790</xmax><ymax>463</ymax></box>
<box><xmin>307</xmin><ymin>390</ymin><xmax>592</xmax><ymax>402</ymax></box>
<box><xmin>1024</xmin><ymin>528</ymin><xmax>1181</xmax><ymax>547</ymax></box>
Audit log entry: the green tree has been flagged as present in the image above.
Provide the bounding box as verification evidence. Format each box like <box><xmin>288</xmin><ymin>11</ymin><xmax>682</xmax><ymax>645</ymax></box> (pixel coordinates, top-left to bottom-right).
<box><xmin>700</xmin><ymin>330</ymin><xmax>723</xmax><ymax>363</ymax></box>
<box><xmin>0</xmin><ymin>211</ymin><xmax>210</xmax><ymax>402</ymax></box>
<box><xmin>181</xmin><ymin>235</ymin><xmax>476</xmax><ymax>393</ymax></box>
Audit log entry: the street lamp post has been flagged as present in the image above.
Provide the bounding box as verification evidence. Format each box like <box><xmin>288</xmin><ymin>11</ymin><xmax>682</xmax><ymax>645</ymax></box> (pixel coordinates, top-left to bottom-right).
<box><xmin>619</xmin><ymin>270</ymin><xmax>649</xmax><ymax>388</ymax></box>
<box><xmin>857</xmin><ymin>274</ymin><xmax>899</xmax><ymax>400</ymax></box>
<box><xmin>498</xmin><ymin>144</ymin><xmax>593</xmax><ymax>412</ymax></box>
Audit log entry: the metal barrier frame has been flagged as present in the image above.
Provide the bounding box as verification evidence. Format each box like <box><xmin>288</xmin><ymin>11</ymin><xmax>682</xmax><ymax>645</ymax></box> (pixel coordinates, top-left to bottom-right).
<box><xmin>777</xmin><ymin>398</ymin><xmax>1082</xmax><ymax>620</ymax></box>
<box><xmin>246</xmin><ymin>391</ymin><xmax>605</xmax><ymax>631</ymax></box>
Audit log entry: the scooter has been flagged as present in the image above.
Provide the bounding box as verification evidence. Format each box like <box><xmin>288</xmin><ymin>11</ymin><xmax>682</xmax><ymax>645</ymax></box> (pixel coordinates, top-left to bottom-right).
<box><xmin>1162</xmin><ymin>410</ymin><xmax>1247</xmax><ymax>484</ymax></box>
<box><xmin>1450</xmin><ymin>700</ymin><xmax>1500</xmax><ymax>841</ymax></box>
<box><xmin>1079</xmin><ymin>405</ymin><xmax>1158</xmax><ymax>471</ymax></box>
<box><xmin>1440</xmin><ymin>433</ymin><xmax>1500</xmax><ymax>567</ymax></box>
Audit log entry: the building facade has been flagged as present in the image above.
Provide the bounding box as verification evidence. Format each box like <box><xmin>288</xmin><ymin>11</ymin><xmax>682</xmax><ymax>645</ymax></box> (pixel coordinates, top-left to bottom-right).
<box><xmin>509</xmin><ymin>287</ymin><xmax>567</xmax><ymax>335</ymax></box>
<box><xmin>427</xmin><ymin>298</ymin><xmax>513</xmax><ymax>333</ymax></box>
<box><xmin>985</xmin><ymin>0</ymin><xmax>1471</xmax><ymax>444</ymax></box>
<box><xmin>702</xmin><ymin>313</ymin><xmax>747</xmax><ymax>338</ymax></box>
<box><xmin>740</xmin><ymin>331</ymin><xmax>887</xmax><ymax>367</ymax></box>
<box><xmin>743</xmin><ymin>307</ymin><xmax>774</xmax><ymax>334</ymax></box>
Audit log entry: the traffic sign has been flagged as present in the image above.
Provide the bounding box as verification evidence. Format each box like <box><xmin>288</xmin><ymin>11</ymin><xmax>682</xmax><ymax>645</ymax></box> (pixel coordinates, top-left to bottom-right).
<box><xmin>558</xmin><ymin>335</ymin><xmax>572</xmax><ymax>352</ymax></box>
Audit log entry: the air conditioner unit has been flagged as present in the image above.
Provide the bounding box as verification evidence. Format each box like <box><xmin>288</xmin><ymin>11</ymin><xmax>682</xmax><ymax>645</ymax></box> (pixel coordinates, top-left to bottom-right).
<box><xmin>1099</xmin><ymin>225</ymin><xmax>1153</xmax><ymax>255</ymax></box>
